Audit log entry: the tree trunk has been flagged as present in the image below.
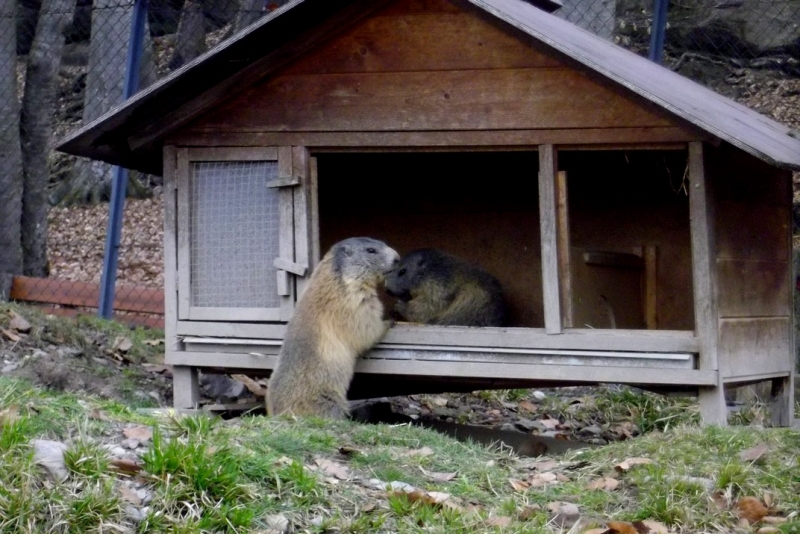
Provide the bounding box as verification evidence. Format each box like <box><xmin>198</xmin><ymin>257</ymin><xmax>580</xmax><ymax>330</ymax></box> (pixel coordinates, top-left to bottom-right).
<box><xmin>0</xmin><ymin>0</ymin><xmax>24</xmax><ymax>276</ymax></box>
<box><xmin>20</xmin><ymin>0</ymin><xmax>75</xmax><ymax>276</ymax></box>
<box><xmin>168</xmin><ymin>0</ymin><xmax>206</xmax><ymax>69</ymax></box>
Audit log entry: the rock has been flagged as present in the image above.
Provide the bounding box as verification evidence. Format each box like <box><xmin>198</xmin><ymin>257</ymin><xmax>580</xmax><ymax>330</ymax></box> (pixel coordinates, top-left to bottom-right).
<box><xmin>32</xmin><ymin>439</ymin><xmax>69</xmax><ymax>482</ymax></box>
<box><xmin>124</xmin><ymin>504</ymin><xmax>146</xmax><ymax>523</ymax></box>
<box><xmin>500</xmin><ymin>423</ymin><xmax>517</xmax><ymax>432</ymax></box>
<box><xmin>671</xmin><ymin>0</ymin><xmax>800</xmax><ymax>57</ymax></box>
<box><xmin>582</xmin><ymin>425</ymin><xmax>603</xmax><ymax>435</ymax></box>
<box><xmin>57</xmin><ymin>347</ymin><xmax>83</xmax><ymax>358</ymax></box>
<box><xmin>515</xmin><ymin>418</ymin><xmax>542</xmax><ymax>432</ymax></box>
<box><xmin>532</xmin><ymin>391</ymin><xmax>547</xmax><ymax>400</ymax></box>
<box><xmin>121</xmin><ymin>438</ymin><xmax>140</xmax><ymax>450</ymax></box>
<box><xmin>2</xmin><ymin>363</ymin><xmax>19</xmax><ymax>374</ymax></box>
<box><xmin>199</xmin><ymin>373</ymin><xmax>248</xmax><ymax>403</ymax></box>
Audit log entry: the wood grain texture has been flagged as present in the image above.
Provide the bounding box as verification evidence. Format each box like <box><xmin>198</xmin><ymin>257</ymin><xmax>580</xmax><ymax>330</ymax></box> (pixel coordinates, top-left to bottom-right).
<box><xmin>538</xmin><ymin>145</ymin><xmax>561</xmax><ymax>334</ymax></box>
<box><xmin>176</xmin><ymin>148</ymin><xmax>191</xmax><ymax>320</ymax></box>
<box><xmin>173</xmin><ymin>128</ymin><xmax>697</xmax><ymax>148</ymax></box>
<box><xmin>282</xmin><ymin>11</ymin><xmax>562</xmax><ymax>75</ymax></box>
<box><xmin>556</xmin><ymin>171</ymin><xmax>572</xmax><ymax>327</ymax></box>
<box><xmin>717</xmin><ymin>259</ymin><xmax>791</xmax><ymax>318</ymax></box>
<box><xmin>715</xmin><ymin>202</ymin><xmax>790</xmax><ymax>262</ymax></box>
<box><xmin>718</xmin><ymin>317</ymin><xmax>792</xmax><ymax>379</ymax></box>
<box><xmin>292</xmin><ymin>146</ymin><xmax>312</xmax><ymax>297</ymax></box>
<box><xmin>277</xmin><ymin>147</ymin><xmax>295</xmax><ymax>320</ymax></box>
<box><xmin>688</xmin><ymin>141</ymin><xmax>726</xmax><ymax>424</ymax></box>
<box><xmin>196</xmin><ymin>69</ymin><xmax>675</xmax><ymax>133</ymax></box>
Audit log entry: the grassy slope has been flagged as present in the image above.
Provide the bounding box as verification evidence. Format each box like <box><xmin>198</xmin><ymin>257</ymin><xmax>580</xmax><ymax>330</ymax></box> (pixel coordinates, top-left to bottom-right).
<box><xmin>0</xmin><ymin>304</ymin><xmax>799</xmax><ymax>533</ymax></box>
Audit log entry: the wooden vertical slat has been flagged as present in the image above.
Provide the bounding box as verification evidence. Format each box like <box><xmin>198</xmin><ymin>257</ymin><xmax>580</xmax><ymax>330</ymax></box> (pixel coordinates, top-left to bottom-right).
<box><xmin>644</xmin><ymin>245</ymin><xmax>658</xmax><ymax>329</ymax></box>
<box><xmin>556</xmin><ymin>170</ymin><xmax>572</xmax><ymax>328</ymax></box>
<box><xmin>539</xmin><ymin>144</ymin><xmax>562</xmax><ymax>334</ymax></box>
<box><xmin>176</xmin><ymin>148</ymin><xmax>191</xmax><ymax>320</ymax></box>
<box><xmin>173</xmin><ymin>366</ymin><xmax>200</xmax><ymax>409</ymax></box>
<box><xmin>292</xmin><ymin>147</ymin><xmax>312</xmax><ymax>298</ymax></box>
<box><xmin>689</xmin><ymin>141</ymin><xmax>725</xmax><ymax>424</ymax></box>
<box><xmin>278</xmin><ymin>146</ymin><xmax>295</xmax><ymax>320</ymax></box>
<box><xmin>309</xmin><ymin>156</ymin><xmax>321</xmax><ymax>269</ymax></box>
<box><xmin>163</xmin><ymin>145</ymin><xmax>180</xmax><ymax>348</ymax></box>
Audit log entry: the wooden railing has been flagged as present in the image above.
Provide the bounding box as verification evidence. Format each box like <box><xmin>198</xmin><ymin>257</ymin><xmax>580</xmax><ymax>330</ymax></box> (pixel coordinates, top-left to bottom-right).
<box><xmin>9</xmin><ymin>276</ymin><xmax>165</xmax><ymax>329</ymax></box>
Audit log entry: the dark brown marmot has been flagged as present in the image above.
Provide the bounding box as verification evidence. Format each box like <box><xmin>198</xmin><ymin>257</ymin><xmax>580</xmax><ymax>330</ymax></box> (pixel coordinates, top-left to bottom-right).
<box><xmin>267</xmin><ymin>237</ymin><xmax>399</xmax><ymax>419</ymax></box>
<box><xmin>385</xmin><ymin>249</ymin><xmax>508</xmax><ymax>327</ymax></box>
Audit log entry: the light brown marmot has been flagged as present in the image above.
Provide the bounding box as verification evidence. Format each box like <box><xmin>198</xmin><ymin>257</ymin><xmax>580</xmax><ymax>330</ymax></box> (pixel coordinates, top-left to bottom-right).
<box><xmin>267</xmin><ymin>237</ymin><xmax>400</xmax><ymax>419</ymax></box>
<box><xmin>385</xmin><ymin>249</ymin><xmax>509</xmax><ymax>327</ymax></box>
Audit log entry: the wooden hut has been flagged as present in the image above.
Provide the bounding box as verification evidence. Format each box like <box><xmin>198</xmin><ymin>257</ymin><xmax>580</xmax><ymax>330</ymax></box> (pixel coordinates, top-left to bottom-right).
<box><xmin>58</xmin><ymin>0</ymin><xmax>800</xmax><ymax>425</ymax></box>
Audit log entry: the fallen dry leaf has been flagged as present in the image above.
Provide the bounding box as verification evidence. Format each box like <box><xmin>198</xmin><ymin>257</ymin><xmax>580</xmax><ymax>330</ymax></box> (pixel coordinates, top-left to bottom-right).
<box><xmin>529</xmin><ymin>472</ymin><xmax>558</xmax><ymax>487</ymax></box>
<box><xmin>112</xmin><ymin>336</ymin><xmax>133</xmax><ymax>352</ymax></box>
<box><xmin>605</xmin><ymin>521</ymin><xmax>639</xmax><ymax>534</ymax></box>
<box><xmin>122</xmin><ymin>426</ymin><xmax>153</xmax><ymax>442</ymax></box>
<box><xmin>1</xmin><ymin>328</ymin><xmax>21</xmax><ymax>342</ymax></box>
<box><xmin>761</xmin><ymin>517</ymin><xmax>787</xmax><ymax>525</ymax></box>
<box><xmin>9</xmin><ymin>311</ymin><xmax>31</xmax><ymax>333</ymax></box>
<box><xmin>486</xmin><ymin>516</ymin><xmax>512</xmax><ymax>527</ymax></box>
<box><xmin>144</xmin><ymin>339</ymin><xmax>164</xmax><ymax>346</ymax></box>
<box><xmin>420</xmin><ymin>467</ymin><xmax>457</xmax><ymax>482</ymax></box>
<box><xmin>533</xmin><ymin>459</ymin><xmax>559</xmax><ymax>471</ymax></box>
<box><xmin>509</xmin><ymin>478</ymin><xmax>531</xmax><ymax>492</ymax></box>
<box><xmin>756</xmin><ymin>528</ymin><xmax>780</xmax><ymax>534</ymax></box>
<box><xmin>740</xmin><ymin>442</ymin><xmax>769</xmax><ymax>463</ymax></box>
<box><xmin>314</xmin><ymin>458</ymin><xmax>351</xmax><ymax>480</ymax></box>
<box><xmin>109</xmin><ymin>458</ymin><xmax>143</xmax><ymax>474</ymax></box>
<box><xmin>614</xmin><ymin>457</ymin><xmax>653</xmax><ymax>472</ymax></box>
<box><xmin>586</xmin><ymin>477</ymin><xmax>619</xmax><ymax>491</ymax></box>
<box><xmin>763</xmin><ymin>492</ymin><xmax>774</xmax><ymax>508</ymax></box>
<box><xmin>518</xmin><ymin>400</ymin><xmax>537</xmax><ymax>412</ymax></box>
<box><xmin>736</xmin><ymin>496</ymin><xmax>770</xmax><ymax>524</ymax></box>
<box><xmin>231</xmin><ymin>374</ymin><xmax>267</xmax><ymax>397</ymax></box>
<box><xmin>639</xmin><ymin>519</ymin><xmax>670</xmax><ymax>534</ymax></box>
<box><xmin>361</xmin><ymin>502</ymin><xmax>376</xmax><ymax>512</ymax></box>
<box><xmin>539</xmin><ymin>417</ymin><xmax>560</xmax><ymax>430</ymax></box>
<box><xmin>547</xmin><ymin>502</ymin><xmax>581</xmax><ymax>528</ymax></box>
<box><xmin>402</xmin><ymin>446</ymin><xmax>434</xmax><ymax>458</ymax></box>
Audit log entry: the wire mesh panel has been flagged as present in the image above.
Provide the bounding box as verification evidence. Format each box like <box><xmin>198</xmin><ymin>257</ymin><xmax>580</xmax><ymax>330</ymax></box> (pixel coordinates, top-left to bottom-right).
<box><xmin>189</xmin><ymin>161</ymin><xmax>280</xmax><ymax>309</ymax></box>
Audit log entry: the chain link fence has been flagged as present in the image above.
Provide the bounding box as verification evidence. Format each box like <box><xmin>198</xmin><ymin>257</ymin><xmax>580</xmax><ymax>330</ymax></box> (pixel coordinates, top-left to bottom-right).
<box><xmin>0</xmin><ymin>0</ymin><xmax>798</xmax><ymax>328</ymax></box>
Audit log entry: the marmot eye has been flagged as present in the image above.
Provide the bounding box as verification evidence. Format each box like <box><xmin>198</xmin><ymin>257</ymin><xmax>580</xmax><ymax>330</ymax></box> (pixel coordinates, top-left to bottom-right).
<box><xmin>366</xmin><ymin>247</ymin><xmax>377</xmax><ymax>254</ymax></box>
<box><xmin>398</xmin><ymin>268</ymin><xmax>406</xmax><ymax>276</ymax></box>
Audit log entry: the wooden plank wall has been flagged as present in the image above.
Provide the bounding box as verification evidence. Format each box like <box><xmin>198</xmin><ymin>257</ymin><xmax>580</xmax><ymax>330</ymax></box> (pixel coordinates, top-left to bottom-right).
<box><xmin>707</xmin><ymin>143</ymin><xmax>794</xmax><ymax>381</ymax></box>
<box><xmin>179</xmin><ymin>0</ymin><xmax>693</xmax><ymax>145</ymax></box>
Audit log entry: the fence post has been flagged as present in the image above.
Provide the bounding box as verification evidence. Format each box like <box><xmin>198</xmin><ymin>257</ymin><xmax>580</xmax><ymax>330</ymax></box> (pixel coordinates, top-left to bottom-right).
<box><xmin>98</xmin><ymin>0</ymin><xmax>148</xmax><ymax>319</ymax></box>
<box><xmin>648</xmin><ymin>0</ymin><xmax>668</xmax><ymax>64</ymax></box>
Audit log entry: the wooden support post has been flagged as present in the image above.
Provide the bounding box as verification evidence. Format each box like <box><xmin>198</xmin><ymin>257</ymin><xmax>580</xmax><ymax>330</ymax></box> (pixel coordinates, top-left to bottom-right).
<box><xmin>556</xmin><ymin>171</ymin><xmax>573</xmax><ymax>328</ymax></box>
<box><xmin>173</xmin><ymin>366</ymin><xmax>201</xmax><ymax>409</ymax></box>
<box><xmin>770</xmin><ymin>375</ymin><xmax>794</xmax><ymax>427</ymax></box>
<box><xmin>688</xmin><ymin>141</ymin><xmax>726</xmax><ymax>425</ymax></box>
<box><xmin>293</xmin><ymin>146</ymin><xmax>312</xmax><ymax>298</ymax></box>
<box><xmin>539</xmin><ymin>145</ymin><xmax>562</xmax><ymax>334</ymax></box>
<box><xmin>278</xmin><ymin>146</ymin><xmax>295</xmax><ymax>321</ymax></box>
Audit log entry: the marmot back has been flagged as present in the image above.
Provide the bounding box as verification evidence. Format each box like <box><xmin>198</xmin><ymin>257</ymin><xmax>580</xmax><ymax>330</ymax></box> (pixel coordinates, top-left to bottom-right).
<box><xmin>267</xmin><ymin>237</ymin><xmax>399</xmax><ymax>419</ymax></box>
<box><xmin>385</xmin><ymin>249</ymin><xmax>509</xmax><ymax>327</ymax></box>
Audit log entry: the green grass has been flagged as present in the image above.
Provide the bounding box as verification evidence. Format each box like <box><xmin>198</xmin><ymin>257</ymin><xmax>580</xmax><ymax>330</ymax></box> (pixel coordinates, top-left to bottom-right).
<box><xmin>1</xmin><ymin>374</ymin><xmax>799</xmax><ymax>533</ymax></box>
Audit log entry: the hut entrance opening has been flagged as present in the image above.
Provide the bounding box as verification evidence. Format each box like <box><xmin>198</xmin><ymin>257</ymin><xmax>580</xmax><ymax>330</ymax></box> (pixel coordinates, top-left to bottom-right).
<box><xmin>316</xmin><ymin>149</ymin><xmax>695</xmax><ymax>332</ymax></box>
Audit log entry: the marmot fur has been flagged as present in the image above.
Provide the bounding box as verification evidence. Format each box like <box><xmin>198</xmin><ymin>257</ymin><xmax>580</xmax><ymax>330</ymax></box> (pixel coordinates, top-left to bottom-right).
<box><xmin>385</xmin><ymin>249</ymin><xmax>508</xmax><ymax>327</ymax></box>
<box><xmin>267</xmin><ymin>237</ymin><xmax>400</xmax><ymax>419</ymax></box>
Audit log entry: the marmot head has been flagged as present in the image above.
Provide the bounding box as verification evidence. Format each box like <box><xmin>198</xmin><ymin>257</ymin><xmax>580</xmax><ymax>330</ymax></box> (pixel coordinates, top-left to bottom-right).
<box><xmin>385</xmin><ymin>248</ymin><xmax>448</xmax><ymax>302</ymax></box>
<box><xmin>331</xmin><ymin>237</ymin><xmax>400</xmax><ymax>285</ymax></box>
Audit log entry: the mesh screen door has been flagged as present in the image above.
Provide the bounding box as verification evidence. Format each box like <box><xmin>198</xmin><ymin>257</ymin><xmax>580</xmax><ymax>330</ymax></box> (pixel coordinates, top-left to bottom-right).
<box><xmin>190</xmin><ymin>161</ymin><xmax>280</xmax><ymax>309</ymax></box>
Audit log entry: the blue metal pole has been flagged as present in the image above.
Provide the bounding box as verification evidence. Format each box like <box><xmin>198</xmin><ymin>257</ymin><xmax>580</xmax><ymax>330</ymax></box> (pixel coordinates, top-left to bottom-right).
<box><xmin>648</xmin><ymin>0</ymin><xmax>669</xmax><ymax>64</ymax></box>
<box><xmin>98</xmin><ymin>0</ymin><xmax>147</xmax><ymax>319</ymax></box>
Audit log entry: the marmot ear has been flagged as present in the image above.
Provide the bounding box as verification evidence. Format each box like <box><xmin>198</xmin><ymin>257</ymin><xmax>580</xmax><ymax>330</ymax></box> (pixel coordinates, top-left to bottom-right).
<box><xmin>342</xmin><ymin>244</ymin><xmax>354</xmax><ymax>256</ymax></box>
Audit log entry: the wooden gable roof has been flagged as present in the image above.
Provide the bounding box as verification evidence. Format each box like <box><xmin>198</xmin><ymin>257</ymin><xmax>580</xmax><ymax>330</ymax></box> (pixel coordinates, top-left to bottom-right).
<box><xmin>57</xmin><ymin>0</ymin><xmax>800</xmax><ymax>175</ymax></box>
